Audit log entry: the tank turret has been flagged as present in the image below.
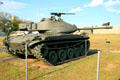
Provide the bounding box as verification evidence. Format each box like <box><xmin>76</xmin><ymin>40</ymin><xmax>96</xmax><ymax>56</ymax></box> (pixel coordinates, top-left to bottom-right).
<box><xmin>19</xmin><ymin>13</ymin><xmax>77</xmax><ymax>33</ymax></box>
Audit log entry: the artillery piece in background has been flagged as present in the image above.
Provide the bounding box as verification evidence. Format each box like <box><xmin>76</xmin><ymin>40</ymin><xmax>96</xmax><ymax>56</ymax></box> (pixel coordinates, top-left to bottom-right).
<box><xmin>3</xmin><ymin>13</ymin><xmax>90</xmax><ymax>65</ymax></box>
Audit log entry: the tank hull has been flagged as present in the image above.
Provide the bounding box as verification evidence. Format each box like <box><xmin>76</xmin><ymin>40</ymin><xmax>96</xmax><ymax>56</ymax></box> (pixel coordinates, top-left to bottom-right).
<box><xmin>4</xmin><ymin>34</ymin><xmax>90</xmax><ymax>65</ymax></box>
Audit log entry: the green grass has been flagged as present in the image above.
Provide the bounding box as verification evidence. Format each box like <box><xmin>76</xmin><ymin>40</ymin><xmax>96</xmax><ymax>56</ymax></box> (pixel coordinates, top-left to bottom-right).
<box><xmin>0</xmin><ymin>62</ymin><xmax>25</xmax><ymax>80</ymax></box>
<box><xmin>0</xmin><ymin>61</ymin><xmax>46</xmax><ymax>80</ymax></box>
<box><xmin>0</xmin><ymin>52</ymin><xmax>120</xmax><ymax>80</ymax></box>
<box><xmin>89</xmin><ymin>34</ymin><xmax>120</xmax><ymax>50</ymax></box>
<box><xmin>0</xmin><ymin>52</ymin><xmax>11</xmax><ymax>58</ymax></box>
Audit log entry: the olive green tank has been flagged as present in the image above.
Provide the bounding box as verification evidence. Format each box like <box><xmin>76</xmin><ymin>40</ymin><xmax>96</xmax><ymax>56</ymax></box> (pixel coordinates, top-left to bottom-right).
<box><xmin>3</xmin><ymin>13</ymin><xmax>90</xmax><ymax>65</ymax></box>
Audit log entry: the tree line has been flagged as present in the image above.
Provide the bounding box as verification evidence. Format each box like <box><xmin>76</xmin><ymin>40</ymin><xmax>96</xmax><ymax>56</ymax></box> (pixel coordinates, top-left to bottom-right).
<box><xmin>0</xmin><ymin>12</ymin><xmax>23</xmax><ymax>35</ymax></box>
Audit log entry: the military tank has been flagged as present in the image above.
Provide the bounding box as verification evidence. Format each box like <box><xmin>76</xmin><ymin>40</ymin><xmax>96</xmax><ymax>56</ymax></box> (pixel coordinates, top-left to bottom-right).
<box><xmin>3</xmin><ymin>13</ymin><xmax>90</xmax><ymax>65</ymax></box>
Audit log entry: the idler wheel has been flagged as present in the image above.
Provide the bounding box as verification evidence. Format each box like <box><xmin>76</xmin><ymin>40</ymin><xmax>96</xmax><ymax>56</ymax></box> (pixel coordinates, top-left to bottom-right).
<box><xmin>58</xmin><ymin>49</ymin><xmax>67</xmax><ymax>62</ymax></box>
<box><xmin>48</xmin><ymin>51</ymin><xmax>58</xmax><ymax>65</ymax></box>
<box><xmin>81</xmin><ymin>45</ymin><xmax>85</xmax><ymax>56</ymax></box>
<box><xmin>87</xmin><ymin>40</ymin><xmax>90</xmax><ymax>51</ymax></box>
<box><xmin>67</xmin><ymin>48</ymin><xmax>74</xmax><ymax>59</ymax></box>
<box><xmin>74</xmin><ymin>48</ymin><xmax>80</xmax><ymax>57</ymax></box>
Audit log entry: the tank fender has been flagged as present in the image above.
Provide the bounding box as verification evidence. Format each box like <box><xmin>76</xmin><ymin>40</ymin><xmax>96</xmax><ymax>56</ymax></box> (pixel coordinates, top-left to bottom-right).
<box><xmin>28</xmin><ymin>40</ymin><xmax>41</xmax><ymax>47</ymax></box>
<box><xmin>28</xmin><ymin>35</ymin><xmax>44</xmax><ymax>47</ymax></box>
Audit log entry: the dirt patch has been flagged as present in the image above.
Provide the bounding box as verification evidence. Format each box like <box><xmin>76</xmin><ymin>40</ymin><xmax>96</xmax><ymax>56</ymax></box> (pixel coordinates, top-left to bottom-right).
<box><xmin>1</xmin><ymin>57</ymin><xmax>71</xmax><ymax>72</ymax></box>
<box><xmin>29</xmin><ymin>60</ymin><xmax>52</xmax><ymax>72</ymax></box>
<box><xmin>20</xmin><ymin>60</ymin><xmax>52</xmax><ymax>72</ymax></box>
<box><xmin>1</xmin><ymin>56</ymin><xmax>84</xmax><ymax>73</ymax></box>
<box><xmin>5</xmin><ymin>58</ymin><xmax>52</xmax><ymax>72</ymax></box>
<box><xmin>0</xmin><ymin>49</ymin><xmax>99</xmax><ymax>73</ymax></box>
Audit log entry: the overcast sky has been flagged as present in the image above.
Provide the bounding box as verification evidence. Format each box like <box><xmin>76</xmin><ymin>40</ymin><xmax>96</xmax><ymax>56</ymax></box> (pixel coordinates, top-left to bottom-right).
<box><xmin>0</xmin><ymin>0</ymin><xmax>120</xmax><ymax>26</ymax></box>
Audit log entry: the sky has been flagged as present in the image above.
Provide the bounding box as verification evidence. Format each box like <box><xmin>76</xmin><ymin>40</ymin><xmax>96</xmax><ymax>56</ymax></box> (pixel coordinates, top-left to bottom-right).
<box><xmin>0</xmin><ymin>0</ymin><xmax>120</xmax><ymax>27</ymax></box>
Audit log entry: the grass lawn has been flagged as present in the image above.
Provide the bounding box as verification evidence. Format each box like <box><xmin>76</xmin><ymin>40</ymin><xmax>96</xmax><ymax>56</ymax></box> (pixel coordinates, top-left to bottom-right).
<box><xmin>34</xmin><ymin>52</ymin><xmax>120</xmax><ymax>80</ymax></box>
<box><xmin>0</xmin><ymin>52</ymin><xmax>11</xmax><ymax>58</ymax></box>
<box><xmin>89</xmin><ymin>34</ymin><xmax>120</xmax><ymax>50</ymax></box>
<box><xmin>0</xmin><ymin>52</ymin><xmax>120</xmax><ymax>80</ymax></box>
<box><xmin>0</xmin><ymin>62</ymin><xmax>26</xmax><ymax>80</ymax></box>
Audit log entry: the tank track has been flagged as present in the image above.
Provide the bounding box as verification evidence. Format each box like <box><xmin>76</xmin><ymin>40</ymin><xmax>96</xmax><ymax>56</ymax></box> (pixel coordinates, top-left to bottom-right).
<box><xmin>7</xmin><ymin>50</ymin><xmax>26</xmax><ymax>58</ymax></box>
<box><xmin>30</xmin><ymin>44</ymin><xmax>52</xmax><ymax>65</ymax></box>
<box><xmin>5</xmin><ymin>45</ymin><xmax>26</xmax><ymax>58</ymax></box>
<box><xmin>30</xmin><ymin>39</ymin><xmax>90</xmax><ymax>65</ymax></box>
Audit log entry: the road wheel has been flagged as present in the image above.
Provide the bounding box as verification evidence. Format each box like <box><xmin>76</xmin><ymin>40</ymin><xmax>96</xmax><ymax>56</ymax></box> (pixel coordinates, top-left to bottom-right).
<box><xmin>67</xmin><ymin>48</ymin><xmax>74</xmax><ymax>59</ymax></box>
<box><xmin>58</xmin><ymin>49</ymin><xmax>67</xmax><ymax>62</ymax></box>
<box><xmin>48</xmin><ymin>51</ymin><xmax>58</xmax><ymax>65</ymax></box>
<box><xmin>74</xmin><ymin>48</ymin><xmax>80</xmax><ymax>57</ymax></box>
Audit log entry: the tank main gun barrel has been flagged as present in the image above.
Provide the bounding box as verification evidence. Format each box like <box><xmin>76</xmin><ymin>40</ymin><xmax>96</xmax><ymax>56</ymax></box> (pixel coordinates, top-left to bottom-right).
<box><xmin>51</xmin><ymin>12</ymin><xmax>75</xmax><ymax>17</ymax></box>
<box><xmin>77</xmin><ymin>26</ymin><xmax>113</xmax><ymax>30</ymax></box>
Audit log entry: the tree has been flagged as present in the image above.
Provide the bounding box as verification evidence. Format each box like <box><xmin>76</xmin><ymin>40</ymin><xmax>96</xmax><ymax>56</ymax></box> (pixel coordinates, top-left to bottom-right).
<box><xmin>0</xmin><ymin>12</ymin><xmax>23</xmax><ymax>35</ymax></box>
<box><xmin>10</xmin><ymin>16</ymin><xmax>23</xmax><ymax>34</ymax></box>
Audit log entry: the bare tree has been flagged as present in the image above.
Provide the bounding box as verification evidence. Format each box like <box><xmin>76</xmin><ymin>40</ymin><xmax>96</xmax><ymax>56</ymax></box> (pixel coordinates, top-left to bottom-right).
<box><xmin>0</xmin><ymin>12</ymin><xmax>23</xmax><ymax>34</ymax></box>
<box><xmin>0</xmin><ymin>12</ymin><xmax>11</xmax><ymax>33</ymax></box>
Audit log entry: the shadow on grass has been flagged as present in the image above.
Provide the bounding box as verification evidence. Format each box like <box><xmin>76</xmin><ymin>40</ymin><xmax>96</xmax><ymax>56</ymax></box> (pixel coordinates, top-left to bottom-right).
<box><xmin>16</xmin><ymin>54</ymin><xmax>36</xmax><ymax>59</ymax></box>
<box><xmin>87</xmin><ymin>49</ymin><xmax>99</xmax><ymax>56</ymax></box>
<box><xmin>17</xmin><ymin>49</ymin><xmax>99</xmax><ymax>60</ymax></box>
